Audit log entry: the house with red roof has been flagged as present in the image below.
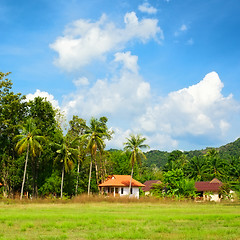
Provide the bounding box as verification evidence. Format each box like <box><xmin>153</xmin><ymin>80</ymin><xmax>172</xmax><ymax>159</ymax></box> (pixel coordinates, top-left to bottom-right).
<box><xmin>98</xmin><ymin>175</ymin><xmax>145</xmax><ymax>199</ymax></box>
<box><xmin>195</xmin><ymin>178</ymin><xmax>223</xmax><ymax>202</ymax></box>
<box><xmin>142</xmin><ymin>180</ymin><xmax>162</xmax><ymax>195</ymax></box>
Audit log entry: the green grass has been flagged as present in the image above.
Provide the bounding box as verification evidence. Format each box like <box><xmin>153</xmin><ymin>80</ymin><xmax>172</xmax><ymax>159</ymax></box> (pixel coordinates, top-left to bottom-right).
<box><xmin>0</xmin><ymin>200</ymin><xmax>239</xmax><ymax>239</ymax></box>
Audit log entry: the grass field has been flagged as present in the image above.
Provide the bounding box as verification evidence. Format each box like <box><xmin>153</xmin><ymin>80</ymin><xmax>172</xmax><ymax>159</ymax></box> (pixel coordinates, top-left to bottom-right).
<box><xmin>0</xmin><ymin>199</ymin><xmax>239</xmax><ymax>240</ymax></box>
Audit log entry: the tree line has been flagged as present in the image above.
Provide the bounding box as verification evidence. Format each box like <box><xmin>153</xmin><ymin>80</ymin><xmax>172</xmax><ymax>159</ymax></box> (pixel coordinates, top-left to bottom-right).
<box><xmin>0</xmin><ymin>72</ymin><xmax>240</xmax><ymax>199</ymax></box>
<box><xmin>0</xmin><ymin>72</ymin><xmax>150</xmax><ymax>199</ymax></box>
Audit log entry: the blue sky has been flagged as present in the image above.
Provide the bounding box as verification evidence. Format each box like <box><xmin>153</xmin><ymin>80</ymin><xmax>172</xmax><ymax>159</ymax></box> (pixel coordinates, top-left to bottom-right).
<box><xmin>1</xmin><ymin>0</ymin><xmax>240</xmax><ymax>151</ymax></box>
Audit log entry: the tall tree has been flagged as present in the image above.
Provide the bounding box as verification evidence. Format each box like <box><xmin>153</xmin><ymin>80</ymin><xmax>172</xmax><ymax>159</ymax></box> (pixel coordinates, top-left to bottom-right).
<box><xmin>67</xmin><ymin>116</ymin><xmax>87</xmax><ymax>195</ymax></box>
<box><xmin>82</xmin><ymin>117</ymin><xmax>112</xmax><ymax>195</ymax></box>
<box><xmin>14</xmin><ymin>118</ymin><xmax>45</xmax><ymax>200</ymax></box>
<box><xmin>28</xmin><ymin>97</ymin><xmax>61</xmax><ymax>197</ymax></box>
<box><xmin>54</xmin><ymin>137</ymin><xmax>78</xmax><ymax>198</ymax></box>
<box><xmin>0</xmin><ymin>72</ymin><xmax>27</xmax><ymax>197</ymax></box>
<box><xmin>205</xmin><ymin>149</ymin><xmax>227</xmax><ymax>180</ymax></box>
<box><xmin>185</xmin><ymin>156</ymin><xmax>208</xmax><ymax>181</ymax></box>
<box><xmin>123</xmin><ymin>134</ymin><xmax>149</xmax><ymax>194</ymax></box>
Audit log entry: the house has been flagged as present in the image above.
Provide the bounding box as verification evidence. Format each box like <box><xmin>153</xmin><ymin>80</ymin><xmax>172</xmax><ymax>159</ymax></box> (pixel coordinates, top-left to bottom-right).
<box><xmin>195</xmin><ymin>178</ymin><xmax>223</xmax><ymax>202</ymax></box>
<box><xmin>98</xmin><ymin>175</ymin><xmax>145</xmax><ymax>199</ymax></box>
<box><xmin>142</xmin><ymin>180</ymin><xmax>162</xmax><ymax>195</ymax></box>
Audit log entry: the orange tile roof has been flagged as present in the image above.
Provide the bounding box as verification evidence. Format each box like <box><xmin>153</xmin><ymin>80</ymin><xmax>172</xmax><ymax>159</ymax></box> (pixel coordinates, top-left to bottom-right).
<box><xmin>99</xmin><ymin>175</ymin><xmax>145</xmax><ymax>187</ymax></box>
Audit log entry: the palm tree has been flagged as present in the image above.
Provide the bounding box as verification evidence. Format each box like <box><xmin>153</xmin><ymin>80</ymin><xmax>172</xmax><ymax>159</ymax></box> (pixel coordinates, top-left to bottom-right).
<box><xmin>54</xmin><ymin>136</ymin><xmax>79</xmax><ymax>199</ymax></box>
<box><xmin>185</xmin><ymin>156</ymin><xmax>208</xmax><ymax>181</ymax></box>
<box><xmin>204</xmin><ymin>149</ymin><xmax>227</xmax><ymax>180</ymax></box>
<box><xmin>66</xmin><ymin>116</ymin><xmax>87</xmax><ymax>195</ymax></box>
<box><xmin>123</xmin><ymin>134</ymin><xmax>149</xmax><ymax>194</ymax></box>
<box><xmin>14</xmin><ymin>118</ymin><xmax>45</xmax><ymax>200</ymax></box>
<box><xmin>82</xmin><ymin>117</ymin><xmax>112</xmax><ymax>195</ymax></box>
<box><xmin>75</xmin><ymin>140</ymin><xmax>86</xmax><ymax>195</ymax></box>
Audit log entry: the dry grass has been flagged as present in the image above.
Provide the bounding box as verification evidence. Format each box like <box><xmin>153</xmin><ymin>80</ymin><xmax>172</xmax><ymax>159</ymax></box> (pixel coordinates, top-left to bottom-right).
<box><xmin>1</xmin><ymin>194</ymin><xmax>205</xmax><ymax>205</ymax></box>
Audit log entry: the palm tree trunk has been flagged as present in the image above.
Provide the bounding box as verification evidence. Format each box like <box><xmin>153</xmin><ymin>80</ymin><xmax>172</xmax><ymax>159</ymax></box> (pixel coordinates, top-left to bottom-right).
<box><xmin>32</xmin><ymin>156</ymin><xmax>36</xmax><ymax>198</ymax></box>
<box><xmin>95</xmin><ymin>157</ymin><xmax>100</xmax><ymax>191</ymax></box>
<box><xmin>75</xmin><ymin>159</ymin><xmax>80</xmax><ymax>195</ymax></box>
<box><xmin>88</xmin><ymin>157</ymin><xmax>93</xmax><ymax>195</ymax></box>
<box><xmin>20</xmin><ymin>143</ymin><xmax>29</xmax><ymax>200</ymax></box>
<box><xmin>129</xmin><ymin>165</ymin><xmax>134</xmax><ymax>196</ymax></box>
<box><xmin>61</xmin><ymin>165</ymin><xmax>64</xmax><ymax>199</ymax></box>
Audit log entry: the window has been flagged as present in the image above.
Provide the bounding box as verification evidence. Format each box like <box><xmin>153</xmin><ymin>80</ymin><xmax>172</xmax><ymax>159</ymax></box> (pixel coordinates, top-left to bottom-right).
<box><xmin>121</xmin><ymin>188</ymin><xmax>123</xmax><ymax>194</ymax></box>
<box><xmin>130</xmin><ymin>187</ymin><xmax>133</xmax><ymax>194</ymax></box>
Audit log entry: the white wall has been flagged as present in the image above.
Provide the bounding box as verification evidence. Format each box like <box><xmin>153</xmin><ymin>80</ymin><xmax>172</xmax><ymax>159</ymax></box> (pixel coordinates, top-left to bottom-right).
<box><xmin>102</xmin><ymin>186</ymin><xmax>140</xmax><ymax>198</ymax></box>
<box><xmin>120</xmin><ymin>187</ymin><xmax>139</xmax><ymax>199</ymax></box>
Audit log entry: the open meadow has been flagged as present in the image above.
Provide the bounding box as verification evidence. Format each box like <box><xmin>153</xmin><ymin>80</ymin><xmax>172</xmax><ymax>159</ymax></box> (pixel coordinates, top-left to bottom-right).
<box><xmin>0</xmin><ymin>198</ymin><xmax>239</xmax><ymax>240</ymax></box>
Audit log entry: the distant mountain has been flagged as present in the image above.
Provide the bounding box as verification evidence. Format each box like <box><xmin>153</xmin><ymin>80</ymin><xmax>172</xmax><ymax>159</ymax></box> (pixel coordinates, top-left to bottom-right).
<box><xmin>144</xmin><ymin>138</ymin><xmax>240</xmax><ymax>168</ymax></box>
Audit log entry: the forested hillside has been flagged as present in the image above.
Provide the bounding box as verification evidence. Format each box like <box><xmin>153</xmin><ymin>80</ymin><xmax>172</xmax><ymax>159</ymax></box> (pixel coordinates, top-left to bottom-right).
<box><xmin>145</xmin><ymin>138</ymin><xmax>240</xmax><ymax>168</ymax></box>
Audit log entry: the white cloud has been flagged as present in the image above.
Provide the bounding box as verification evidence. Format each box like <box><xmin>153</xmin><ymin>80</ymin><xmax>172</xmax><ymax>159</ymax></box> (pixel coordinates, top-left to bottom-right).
<box><xmin>60</xmin><ymin>69</ymin><xmax>239</xmax><ymax>151</ymax></box>
<box><xmin>137</xmin><ymin>72</ymin><xmax>236</xmax><ymax>143</ymax></box>
<box><xmin>50</xmin><ymin>12</ymin><xmax>162</xmax><ymax>71</ymax></box>
<box><xmin>138</xmin><ymin>2</ymin><xmax>157</xmax><ymax>14</ymax></box>
<box><xmin>62</xmin><ymin>51</ymin><xmax>151</xmax><ymax>119</ymax></box>
<box><xmin>73</xmin><ymin>77</ymin><xmax>89</xmax><ymax>87</ymax></box>
<box><xmin>49</xmin><ymin>11</ymin><xmax>239</xmax><ymax>151</ymax></box>
<box><xmin>106</xmin><ymin>127</ymin><xmax>132</xmax><ymax>149</ymax></box>
<box><xmin>26</xmin><ymin>89</ymin><xmax>60</xmax><ymax>109</ymax></box>
<box><xmin>114</xmin><ymin>51</ymin><xmax>138</xmax><ymax>73</ymax></box>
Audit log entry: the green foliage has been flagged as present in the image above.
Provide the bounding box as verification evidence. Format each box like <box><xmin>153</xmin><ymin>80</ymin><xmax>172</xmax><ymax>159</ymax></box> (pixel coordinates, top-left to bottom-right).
<box><xmin>150</xmin><ymin>182</ymin><xmax>166</xmax><ymax>197</ymax></box>
<box><xmin>0</xmin><ymin>72</ymin><xmax>27</xmax><ymax>197</ymax></box>
<box><xmin>144</xmin><ymin>150</ymin><xmax>169</xmax><ymax>168</ymax></box>
<box><xmin>1</xmin><ymin>71</ymin><xmax>240</xmax><ymax>199</ymax></box>
<box><xmin>38</xmin><ymin>172</ymin><xmax>61</xmax><ymax>196</ymax></box>
<box><xmin>163</xmin><ymin>169</ymin><xmax>196</xmax><ymax>198</ymax></box>
<box><xmin>123</xmin><ymin>134</ymin><xmax>149</xmax><ymax>190</ymax></box>
<box><xmin>107</xmin><ymin>150</ymin><xmax>131</xmax><ymax>175</ymax></box>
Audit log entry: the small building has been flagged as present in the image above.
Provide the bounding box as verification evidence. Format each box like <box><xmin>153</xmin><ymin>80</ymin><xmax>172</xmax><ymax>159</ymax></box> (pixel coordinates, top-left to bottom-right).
<box><xmin>195</xmin><ymin>178</ymin><xmax>223</xmax><ymax>202</ymax></box>
<box><xmin>98</xmin><ymin>175</ymin><xmax>145</xmax><ymax>199</ymax></box>
<box><xmin>142</xmin><ymin>180</ymin><xmax>162</xmax><ymax>195</ymax></box>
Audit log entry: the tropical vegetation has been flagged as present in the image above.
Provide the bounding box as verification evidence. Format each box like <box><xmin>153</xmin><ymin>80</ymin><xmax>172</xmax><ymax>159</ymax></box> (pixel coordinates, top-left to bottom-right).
<box><xmin>0</xmin><ymin>71</ymin><xmax>240</xmax><ymax>199</ymax></box>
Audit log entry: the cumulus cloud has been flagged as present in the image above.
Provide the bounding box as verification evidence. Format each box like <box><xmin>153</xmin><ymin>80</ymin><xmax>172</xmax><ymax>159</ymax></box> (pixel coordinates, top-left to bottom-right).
<box><xmin>73</xmin><ymin>77</ymin><xmax>89</xmax><ymax>87</ymax></box>
<box><xmin>60</xmin><ymin>69</ymin><xmax>238</xmax><ymax>150</ymax></box>
<box><xmin>114</xmin><ymin>51</ymin><xmax>138</xmax><ymax>73</ymax></box>
<box><xmin>62</xmin><ymin>51</ymin><xmax>151</xmax><ymax>119</ymax></box>
<box><xmin>137</xmin><ymin>72</ymin><xmax>237</xmax><ymax>148</ymax></box>
<box><xmin>106</xmin><ymin>127</ymin><xmax>132</xmax><ymax>149</ymax></box>
<box><xmin>26</xmin><ymin>89</ymin><xmax>60</xmax><ymax>109</ymax></box>
<box><xmin>50</xmin><ymin>12</ymin><xmax>162</xmax><ymax>71</ymax></box>
<box><xmin>49</xmin><ymin>11</ymin><xmax>239</xmax><ymax>151</ymax></box>
<box><xmin>138</xmin><ymin>2</ymin><xmax>157</xmax><ymax>14</ymax></box>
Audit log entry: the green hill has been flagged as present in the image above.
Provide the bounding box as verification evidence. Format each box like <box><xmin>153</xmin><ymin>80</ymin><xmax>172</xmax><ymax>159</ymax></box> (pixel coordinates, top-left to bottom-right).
<box><xmin>145</xmin><ymin>138</ymin><xmax>240</xmax><ymax>168</ymax></box>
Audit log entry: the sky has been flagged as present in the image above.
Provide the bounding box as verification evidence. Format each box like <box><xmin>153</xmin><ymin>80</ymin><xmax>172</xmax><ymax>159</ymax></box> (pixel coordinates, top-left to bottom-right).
<box><xmin>1</xmin><ymin>0</ymin><xmax>240</xmax><ymax>151</ymax></box>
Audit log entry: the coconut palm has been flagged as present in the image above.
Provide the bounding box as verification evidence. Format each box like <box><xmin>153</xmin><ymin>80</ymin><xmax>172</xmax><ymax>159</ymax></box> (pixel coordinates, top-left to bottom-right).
<box><xmin>123</xmin><ymin>134</ymin><xmax>149</xmax><ymax>194</ymax></box>
<box><xmin>54</xmin><ymin>136</ymin><xmax>79</xmax><ymax>198</ymax></box>
<box><xmin>66</xmin><ymin>116</ymin><xmax>87</xmax><ymax>195</ymax></box>
<box><xmin>14</xmin><ymin>118</ymin><xmax>45</xmax><ymax>200</ymax></box>
<box><xmin>82</xmin><ymin>117</ymin><xmax>112</xmax><ymax>195</ymax></box>
<box><xmin>204</xmin><ymin>149</ymin><xmax>227</xmax><ymax>180</ymax></box>
<box><xmin>185</xmin><ymin>156</ymin><xmax>208</xmax><ymax>181</ymax></box>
